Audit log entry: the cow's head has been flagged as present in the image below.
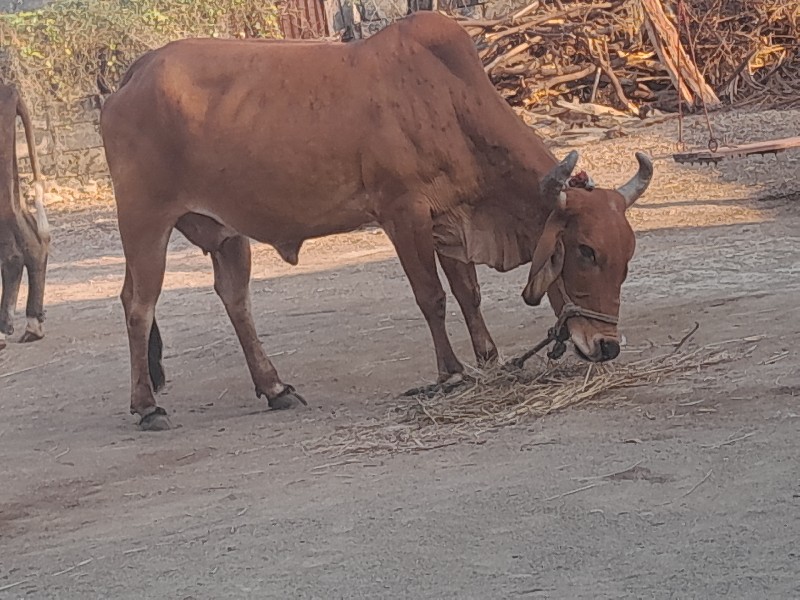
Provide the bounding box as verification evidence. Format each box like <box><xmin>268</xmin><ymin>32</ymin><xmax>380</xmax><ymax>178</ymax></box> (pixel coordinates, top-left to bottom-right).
<box><xmin>522</xmin><ymin>150</ymin><xmax>652</xmax><ymax>362</ymax></box>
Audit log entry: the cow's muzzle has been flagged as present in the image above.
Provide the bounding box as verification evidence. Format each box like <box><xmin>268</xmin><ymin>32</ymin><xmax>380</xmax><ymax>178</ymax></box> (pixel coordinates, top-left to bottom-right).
<box><xmin>572</xmin><ymin>333</ymin><xmax>620</xmax><ymax>362</ymax></box>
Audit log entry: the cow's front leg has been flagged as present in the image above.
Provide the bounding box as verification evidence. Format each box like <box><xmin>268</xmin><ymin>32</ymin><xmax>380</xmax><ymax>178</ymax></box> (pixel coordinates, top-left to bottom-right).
<box><xmin>380</xmin><ymin>196</ymin><xmax>464</xmax><ymax>388</ymax></box>
<box><xmin>437</xmin><ymin>254</ymin><xmax>498</xmax><ymax>367</ymax></box>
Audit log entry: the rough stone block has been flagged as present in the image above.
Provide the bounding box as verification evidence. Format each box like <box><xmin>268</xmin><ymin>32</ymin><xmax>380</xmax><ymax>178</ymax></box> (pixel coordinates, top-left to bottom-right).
<box><xmin>15</xmin><ymin>128</ymin><xmax>54</xmax><ymax>159</ymax></box>
<box><xmin>56</xmin><ymin>121</ymin><xmax>103</xmax><ymax>151</ymax></box>
<box><xmin>55</xmin><ymin>147</ymin><xmax>109</xmax><ymax>180</ymax></box>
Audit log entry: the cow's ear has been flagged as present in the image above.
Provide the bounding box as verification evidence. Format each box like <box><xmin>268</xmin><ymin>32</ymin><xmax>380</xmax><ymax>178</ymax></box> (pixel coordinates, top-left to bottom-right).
<box><xmin>522</xmin><ymin>195</ymin><xmax>568</xmax><ymax>306</ymax></box>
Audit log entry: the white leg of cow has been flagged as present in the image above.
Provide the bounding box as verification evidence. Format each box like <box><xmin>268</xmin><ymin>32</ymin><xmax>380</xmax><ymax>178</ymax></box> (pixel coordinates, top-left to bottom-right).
<box><xmin>380</xmin><ymin>196</ymin><xmax>464</xmax><ymax>385</ymax></box>
<box><xmin>210</xmin><ymin>235</ymin><xmax>305</xmax><ymax>409</ymax></box>
<box><xmin>119</xmin><ymin>224</ymin><xmax>172</xmax><ymax>431</ymax></box>
<box><xmin>19</xmin><ymin>248</ymin><xmax>48</xmax><ymax>343</ymax></box>
<box><xmin>437</xmin><ymin>254</ymin><xmax>498</xmax><ymax>366</ymax></box>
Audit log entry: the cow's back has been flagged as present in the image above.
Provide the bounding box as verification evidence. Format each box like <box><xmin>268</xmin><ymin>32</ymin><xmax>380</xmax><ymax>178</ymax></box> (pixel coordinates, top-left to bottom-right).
<box><xmin>100</xmin><ymin>13</ymin><xmax>545</xmax><ymax>242</ymax></box>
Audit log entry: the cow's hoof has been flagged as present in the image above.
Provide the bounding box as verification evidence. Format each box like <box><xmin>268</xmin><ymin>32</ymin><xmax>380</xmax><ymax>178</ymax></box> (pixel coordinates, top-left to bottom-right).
<box><xmin>267</xmin><ymin>384</ymin><xmax>308</xmax><ymax>410</ymax></box>
<box><xmin>402</xmin><ymin>373</ymin><xmax>468</xmax><ymax>398</ymax></box>
<box><xmin>18</xmin><ymin>330</ymin><xmax>44</xmax><ymax>344</ymax></box>
<box><xmin>19</xmin><ymin>318</ymin><xmax>44</xmax><ymax>343</ymax></box>
<box><xmin>0</xmin><ymin>337</ymin><xmax>6</xmax><ymax>351</ymax></box>
<box><xmin>138</xmin><ymin>407</ymin><xmax>173</xmax><ymax>431</ymax></box>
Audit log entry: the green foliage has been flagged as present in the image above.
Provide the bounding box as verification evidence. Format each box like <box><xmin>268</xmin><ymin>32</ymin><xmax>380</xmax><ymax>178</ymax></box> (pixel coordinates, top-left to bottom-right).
<box><xmin>0</xmin><ymin>0</ymin><xmax>283</xmax><ymax>103</ymax></box>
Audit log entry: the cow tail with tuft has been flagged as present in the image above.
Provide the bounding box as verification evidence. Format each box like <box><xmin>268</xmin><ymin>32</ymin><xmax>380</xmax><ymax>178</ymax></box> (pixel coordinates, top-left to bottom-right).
<box><xmin>16</xmin><ymin>96</ymin><xmax>50</xmax><ymax>241</ymax></box>
<box><xmin>32</xmin><ymin>180</ymin><xmax>50</xmax><ymax>242</ymax></box>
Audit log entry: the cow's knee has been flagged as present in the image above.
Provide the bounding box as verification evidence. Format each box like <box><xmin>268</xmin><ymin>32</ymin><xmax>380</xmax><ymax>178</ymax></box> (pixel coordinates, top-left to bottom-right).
<box><xmin>125</xmin><ymin>303</ymin><xmax>155</xmax><ymax>336</ymax></box>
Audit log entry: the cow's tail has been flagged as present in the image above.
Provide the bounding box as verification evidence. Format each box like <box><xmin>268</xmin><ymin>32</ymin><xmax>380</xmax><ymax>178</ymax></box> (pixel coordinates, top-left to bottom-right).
<box><xmin>16</xmin><ymin>95</ymin><xmax>50</xmax><ymax>241</ymax></box>
<box><xmin>148</xmin><ymin>318</ymin><xmax>166</xmax><ymax>392</ymax></box>
<box><xmin>31</xmin><ymin>180</ymin><xmax>48</xmax><ymax>242</ymax></box>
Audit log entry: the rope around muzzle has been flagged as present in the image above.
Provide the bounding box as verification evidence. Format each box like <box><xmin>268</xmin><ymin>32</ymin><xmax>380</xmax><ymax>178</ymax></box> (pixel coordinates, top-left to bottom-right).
<box><xmin>511</xmin><ymin>279</ymin><xmax>618</xmax><ymax>368</ymax></box>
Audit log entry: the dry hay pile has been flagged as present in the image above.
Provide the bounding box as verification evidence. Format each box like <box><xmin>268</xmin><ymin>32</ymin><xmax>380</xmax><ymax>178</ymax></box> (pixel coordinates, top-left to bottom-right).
<box><xmin>686</xmin><ymin>0</ymin><xmax>800</xmax><ymax>109</ymax></box>
<box><xmin>304</xmin><ymin>333</ymin><xmax>758</xmax><ymax>456</ymax></box>
<box><xmin>459</xmin><ymin>0</ymin><xmax>799</xmax><ymax>115</ymax></box>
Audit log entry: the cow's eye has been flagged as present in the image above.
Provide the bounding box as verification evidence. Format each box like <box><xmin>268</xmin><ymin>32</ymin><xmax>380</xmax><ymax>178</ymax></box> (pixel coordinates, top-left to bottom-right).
<box><xmin>579</xmin><ymin>244</ymin><xmax>596</xmax><ymax>262</ymax></box>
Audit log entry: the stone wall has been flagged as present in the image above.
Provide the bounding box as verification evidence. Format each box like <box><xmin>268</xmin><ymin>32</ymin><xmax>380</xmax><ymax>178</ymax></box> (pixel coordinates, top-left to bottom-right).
<box><xmin>1</xmin><ymin>0</ymin><xmax>56</xmax><ymax>13</ymax></box>
<box><xmin>15</xmin><ymin>95</ymin><xmax>108</xmax><ymax>184</ymax></box>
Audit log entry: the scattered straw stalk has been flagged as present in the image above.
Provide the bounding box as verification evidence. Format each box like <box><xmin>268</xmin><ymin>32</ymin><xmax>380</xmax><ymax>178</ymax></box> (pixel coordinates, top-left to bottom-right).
<box><xmin>304</xmin><ymin>338</ymin><xmax>755</xmax><ymax>456</ymax></box>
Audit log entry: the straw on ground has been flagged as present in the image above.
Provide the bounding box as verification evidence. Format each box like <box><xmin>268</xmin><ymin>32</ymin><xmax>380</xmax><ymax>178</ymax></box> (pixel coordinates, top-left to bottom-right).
<box><xmin>303</xmin><ymin>332</ymin><xmax>756</xmax><ymax>456</ymax></box>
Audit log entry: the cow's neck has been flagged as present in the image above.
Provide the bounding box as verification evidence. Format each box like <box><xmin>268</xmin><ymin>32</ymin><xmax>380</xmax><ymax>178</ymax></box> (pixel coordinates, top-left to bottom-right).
<box><xmin>468</xmin><ymin>99</ymin><xmax>560</xmax><ymax>215</ymax></box>
<box><xmin>478</xmin><ymin>117</ymin><xmax>562</xmax><ymax>227</ymax></box>
<box><xmin>433</xmin><ymin>109</ymin><xmax>561</xmax><ymax>272</ymax></box>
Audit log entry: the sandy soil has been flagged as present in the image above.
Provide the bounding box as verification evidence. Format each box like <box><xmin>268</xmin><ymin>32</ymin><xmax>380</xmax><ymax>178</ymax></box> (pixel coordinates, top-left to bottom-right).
<box><xmin>1</xmin><ymin>109</ymin><xmax>799</xmax><ymax>599</ymax></box>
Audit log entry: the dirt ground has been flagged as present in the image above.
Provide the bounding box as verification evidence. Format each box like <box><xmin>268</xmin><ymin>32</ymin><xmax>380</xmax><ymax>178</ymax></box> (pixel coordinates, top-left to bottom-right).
<box><xmin>2</xmin><ymin>109</ymin><xmax>800</xmax><ymax>599</ymax></box>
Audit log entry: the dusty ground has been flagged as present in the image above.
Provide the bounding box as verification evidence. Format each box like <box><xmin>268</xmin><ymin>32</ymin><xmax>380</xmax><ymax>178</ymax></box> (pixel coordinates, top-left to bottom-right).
<box><xmin>1</xmin><ymin>110</ymin><xmax>800</xmax><ymax>599</ymax></box>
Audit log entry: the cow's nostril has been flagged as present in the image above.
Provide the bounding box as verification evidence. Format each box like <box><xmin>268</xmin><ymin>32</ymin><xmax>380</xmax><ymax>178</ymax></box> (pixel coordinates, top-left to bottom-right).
<box><xmin>599</xmin><ymin>339</ymin><xmax>620</xmax><ymax>361</ymax></box>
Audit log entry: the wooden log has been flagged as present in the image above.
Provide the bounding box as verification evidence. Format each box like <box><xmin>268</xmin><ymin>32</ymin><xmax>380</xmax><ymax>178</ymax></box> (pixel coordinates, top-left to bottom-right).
<box><xmin>595</xmin><ymin>52</ymin><xmax>639</xmax><ymax>114</ymax></box>
<box><xmin>673</xmin><ymin>136</ymin><xmax>800</xmax><ymax>164</ymax></box>
<box><xmin>484</xmin><ymin>40</ymin><xmax>537</xmax><ymax>73</ymax></box>
<box><xmin>554</xmin><ymin>99</ymin><xmax>632</xmax><ymax>119</ymax></box>
<box><xmin>485</xmin><ymin>4</ymin><xmax>612</xmax><ymax>43</ymax></box>
<box><xmin>640</xmin><ymin>0</ymin><xmax>720</xmax><ymax>108</ymax></box>
<box><xmin>453</xmin><ymin>0</ymin><xmax>539</xmax><ymax>27</ymax></box>
<box><xmin>510</xmin><ymin>1</ymin><xmax>540</xmax><ymax>22</ymax></box>
<box><xmin>541</xmin><ymin>65</ymin><xmax>597</xmax><ymax>89</ymax></box>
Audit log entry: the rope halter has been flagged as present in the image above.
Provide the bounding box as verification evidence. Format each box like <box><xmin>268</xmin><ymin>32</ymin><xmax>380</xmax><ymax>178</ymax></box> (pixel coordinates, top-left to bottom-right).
<box><xmin>511</xmin><ymin>278</ymin><xmax>619</xmax><ymax>368</ymax></box>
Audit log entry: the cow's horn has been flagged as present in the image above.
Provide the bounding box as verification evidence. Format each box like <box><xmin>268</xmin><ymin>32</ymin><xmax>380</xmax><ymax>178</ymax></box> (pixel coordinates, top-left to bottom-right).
<box><xmin>540</xmin><ymin>150</ymin><xmax>578</xmax><ymax>209</ymax></box>
<box><xmin>617</xmin><ymin>152</ymin><xmax>653</xmax><ymax>208</ymax></box>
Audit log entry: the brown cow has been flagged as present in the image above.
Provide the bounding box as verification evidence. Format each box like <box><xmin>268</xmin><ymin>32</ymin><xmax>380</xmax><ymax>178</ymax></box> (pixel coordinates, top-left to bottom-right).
<box><xmin>100</xmin><ymin>12</ymin><xmax>652</xmax><ymax>431</ymax></box>
<box><xmin>0</xmin><ymin>83</ymin><xmax>50</xmax><ymax>351</ymax></box>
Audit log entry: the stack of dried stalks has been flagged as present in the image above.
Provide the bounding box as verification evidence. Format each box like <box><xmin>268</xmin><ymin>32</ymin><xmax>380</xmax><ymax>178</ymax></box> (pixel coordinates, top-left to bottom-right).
<box><xmin>684</xmin><ymin>0</ymin><xmax>800</xmax><ymax>109</ymax></box>
<box><xmin>303</xmin><ymin>334</ymin><xmax>758</xmax><ymax>456</ymax></box>
<box><xmin>455</xmin><ymin>0</ymin><xmax>798</xmax><ymax>118</ymax></box>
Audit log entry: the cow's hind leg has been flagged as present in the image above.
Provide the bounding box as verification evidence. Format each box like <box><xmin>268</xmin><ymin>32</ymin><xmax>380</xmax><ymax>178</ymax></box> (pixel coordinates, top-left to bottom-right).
<box><xmin>119</xmin><ymin>221</ymin><xmax>172</xmax><ymax>431</ymax></box>
<box><xmin>380</xmin><ymin>196</ymin><xmax>466</xmax><ymax>395</ymax></box>
<box><xmin>437</xmin><ymin>255</ymin><xmax>498</xmax><ymax>367</ymax></box>
<box><xmin>0</xmin><ymin>245</ymin><xmax>24</xmax><ymax>350</ymax></box>
<box><xmin>19</xmin><ymin>229</ymin><xmax>49</xmax><ymax>343</ymax></box>
<box><xmin>176</xmin><ymin>214</ymin><xmax>305</xmax><ymax>410</ymax></box>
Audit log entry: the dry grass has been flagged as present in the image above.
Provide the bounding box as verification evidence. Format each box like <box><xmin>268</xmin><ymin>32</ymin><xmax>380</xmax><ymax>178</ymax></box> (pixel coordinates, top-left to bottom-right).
<box><xmin>303</xmin><ymin>334</ymin><xmax>758</xmax><ymax>456</ymax></box>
